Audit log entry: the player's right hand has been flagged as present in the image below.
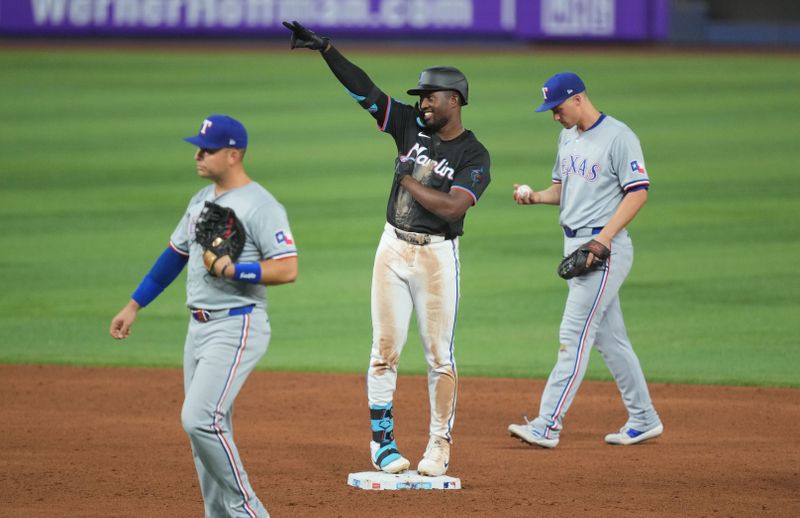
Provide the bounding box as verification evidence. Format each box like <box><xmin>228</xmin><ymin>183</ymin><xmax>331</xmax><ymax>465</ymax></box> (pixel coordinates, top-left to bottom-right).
<box><xmin>110</xmin><ymin>301</ymin><xmax>140</xmax><ymax>340</ymax></box>
<box><xmin>513</xmin><ymin>183</ymin><xmax>536</xmax><ymax>204</ymax></box>
<box><xmin>282</xmin><ymin>21</ymin><xmax>330</xmax><ymax>51</ymax></box>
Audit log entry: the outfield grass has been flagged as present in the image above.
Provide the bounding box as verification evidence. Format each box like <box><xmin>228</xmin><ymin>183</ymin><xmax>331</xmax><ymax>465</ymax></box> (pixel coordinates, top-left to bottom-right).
<box><xmin>1</xmin><ymin>45</ymin><xmax>798</xmax><ymax>387</ymax></box>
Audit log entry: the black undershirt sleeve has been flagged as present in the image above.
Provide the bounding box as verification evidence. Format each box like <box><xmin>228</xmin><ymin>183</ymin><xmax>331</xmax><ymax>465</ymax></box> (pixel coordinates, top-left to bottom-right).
<box><xmin>321</xmin><ymin>45</ymin><xmax>383</xmax><ymax>109</ymax></box>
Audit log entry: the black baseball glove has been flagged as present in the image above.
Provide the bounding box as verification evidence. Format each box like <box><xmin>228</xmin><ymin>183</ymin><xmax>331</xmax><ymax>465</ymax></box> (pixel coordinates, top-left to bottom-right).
<box><xmin>195</xmin><ymin>201</ymin><xmax>245</xmax><ymax>275</ymax></box>
<box><xmin>557</xmin><ymin>239</ymin><xmax>611</xmax><ymax>279</ymax></box>
<box><xmin>282</xmin><ymin>21</ymin><xmax>330</xmax><ymax>51</ymax></box>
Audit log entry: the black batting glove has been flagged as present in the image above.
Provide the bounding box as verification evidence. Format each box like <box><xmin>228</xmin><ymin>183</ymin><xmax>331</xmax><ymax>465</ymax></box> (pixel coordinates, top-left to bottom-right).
<box><xmin>395</xmin><ymin>155</ymin><xmax>415</xmax><ymax>180</ymax></box>
<box><xmin>282</xmin><ymin>21</ymin><xmax>330</xmax><ymax>51</ymax></box>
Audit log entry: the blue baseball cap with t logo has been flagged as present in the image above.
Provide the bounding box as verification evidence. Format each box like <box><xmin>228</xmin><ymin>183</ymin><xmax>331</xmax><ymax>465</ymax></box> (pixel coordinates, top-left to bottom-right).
<box><xmin>535</xmin><ymin>72</ymin><xmax>586</xmax><ymax>112</ymax></box>
<box><xmin>184</xmin><ymin>114</ymin><xmax>248</xmax><ymax>149</ymax></box>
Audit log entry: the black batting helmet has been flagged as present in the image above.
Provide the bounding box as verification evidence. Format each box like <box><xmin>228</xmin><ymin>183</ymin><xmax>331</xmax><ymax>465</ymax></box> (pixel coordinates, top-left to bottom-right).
<box><xmin>407</xmin><ymin>66</ymin><xmax>469</xmax><ymax>106</ymax></box>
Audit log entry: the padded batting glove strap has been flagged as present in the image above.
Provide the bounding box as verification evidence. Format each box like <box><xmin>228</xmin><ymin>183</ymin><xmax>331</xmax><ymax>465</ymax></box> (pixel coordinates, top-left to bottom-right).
<box><xmin>394</xmin><ymin>155</ymin><xmax>415</xmax><ymax>180</ymax></box>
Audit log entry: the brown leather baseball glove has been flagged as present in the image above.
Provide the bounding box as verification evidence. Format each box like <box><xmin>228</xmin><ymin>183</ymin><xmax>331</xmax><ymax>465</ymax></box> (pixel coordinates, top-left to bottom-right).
<box><xmin>557</xmin><ymin>239</ymin><xmax>611</xmax><ymax>279</ymax></box>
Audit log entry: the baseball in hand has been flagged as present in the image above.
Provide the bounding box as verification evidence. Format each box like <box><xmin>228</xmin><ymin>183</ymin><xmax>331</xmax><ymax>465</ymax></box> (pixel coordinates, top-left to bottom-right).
<box><xmin>516</xmin><ymin>184</ymin><xmax>533</xmax><ymax>197</ymax></box>
<box><xmin>515</xmin><ymin>184</ymin><xmax>534</xmax><ymax>203</ymax></box>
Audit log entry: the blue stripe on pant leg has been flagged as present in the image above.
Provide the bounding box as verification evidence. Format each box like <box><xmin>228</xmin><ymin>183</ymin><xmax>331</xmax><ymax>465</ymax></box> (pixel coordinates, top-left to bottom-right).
<box><xmin>546</xmin><ymin>262</ymin><xmax>611</xmax><ymax>438</ymax></box>
<box><xmin>443</xmin><ymin>240</ymin><xmax>460</xmax><ymax>440</ymax></box>
<box><xmin>210</xmin><ymin>314</ymin><xmax>258</xmax><ymax>518</ymax></box>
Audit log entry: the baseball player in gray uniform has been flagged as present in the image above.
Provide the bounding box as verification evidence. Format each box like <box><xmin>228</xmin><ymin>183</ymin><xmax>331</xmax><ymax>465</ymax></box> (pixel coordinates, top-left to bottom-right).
<box><xmin>508</xmin><ymin>73</ymin><xmax>663</xmax><ymax>448</ymax></box>
<box><xmin>282</xmin><ymin>21</ymin><xmax>491</xmax><ymax>477</ymax></box>
<box><xmin>110</xmin><ymin>114</ymin><xmax>298</xmax><ymax>517</ymax></box>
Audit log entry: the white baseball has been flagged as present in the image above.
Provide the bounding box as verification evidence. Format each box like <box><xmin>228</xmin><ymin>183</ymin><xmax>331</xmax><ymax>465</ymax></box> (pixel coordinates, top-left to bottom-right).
<box><xmin>516</xmin><ymin>184</ymin><xmax>533</xmax><ymax>198</ymax></box>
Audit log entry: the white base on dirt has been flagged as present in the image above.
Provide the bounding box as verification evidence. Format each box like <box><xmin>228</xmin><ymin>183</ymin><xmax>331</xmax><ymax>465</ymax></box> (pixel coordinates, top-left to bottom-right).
<box><xmin>347</xmin><ymin>470</ymin><xmax>461</xmax><ymax>490</ymax></box>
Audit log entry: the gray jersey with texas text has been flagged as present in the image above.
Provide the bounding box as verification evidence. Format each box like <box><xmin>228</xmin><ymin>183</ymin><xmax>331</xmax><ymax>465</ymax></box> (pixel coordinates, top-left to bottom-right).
<box><xmin>170</xmin><ymin>182</ymin><xmax>297</xmax><ymax>311</ymax></box>
<box><xmin>551</xmin><ymin>114</ymin><xmax>650</xmax><ymax>230</ymax></box>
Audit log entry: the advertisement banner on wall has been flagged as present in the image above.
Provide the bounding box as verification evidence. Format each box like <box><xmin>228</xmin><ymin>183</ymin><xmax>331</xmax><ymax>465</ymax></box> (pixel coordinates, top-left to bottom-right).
<box><xmin>0</xmin><ymin>0</ymin><xmax>668</xmax><ymax>41</ymax></box>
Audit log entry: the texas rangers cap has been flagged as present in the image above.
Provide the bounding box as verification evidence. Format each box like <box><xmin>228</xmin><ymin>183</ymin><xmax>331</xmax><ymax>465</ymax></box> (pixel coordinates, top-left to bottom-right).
<box><xmin>535</xmin><ymin>72</ymin><xmax>586</xmax><ymax>112</ymax></box>
<box><xmin>184</xmin><ymin>114</ymin><xmax>248</xmax><ymax>149</ymax></box>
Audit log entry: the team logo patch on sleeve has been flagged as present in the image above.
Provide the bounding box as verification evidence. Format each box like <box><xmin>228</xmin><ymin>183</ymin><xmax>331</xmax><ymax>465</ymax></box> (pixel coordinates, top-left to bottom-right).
<box><xmin>470</xmin><ymin>167</ymin><xmax>485</xmax><ymax>188</ymax></box>
<box><xmin>275</xmin><ymin>230</ymin><xmax>294</xmax><ymax>246</ymax></box>
<box><xmin>630</xmin><ymin>160</ymin><xmax>647</xmax><ymax>174</ymax></box>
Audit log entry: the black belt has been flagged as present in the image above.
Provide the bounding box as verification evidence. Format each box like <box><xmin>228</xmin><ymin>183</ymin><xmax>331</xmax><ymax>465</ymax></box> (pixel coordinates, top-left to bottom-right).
<box><xmin>190</xmin><ymin>304</ymin><xmax>254</xmax><ymax>322</ymax></box>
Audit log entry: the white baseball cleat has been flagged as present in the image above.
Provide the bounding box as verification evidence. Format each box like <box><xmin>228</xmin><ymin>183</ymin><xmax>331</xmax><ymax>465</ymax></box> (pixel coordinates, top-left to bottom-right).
<box><xmin>370</xmin><ymin>441</ymin><xmax>410</xmax><ymax>474</ymax></box>
<box><xmin>508</xmin><ymin>422</ymin><xmax>559</xmax><ymax>449</ymax></box>
<box><xmin>604</xmin><ymin>423</ymin><xmax>664</xmax><ymax>445</ymax></box>
<box><xmin>417</xmin><ymin>436</ymin><xmax>450</xmax><ymax>477</ymax></box>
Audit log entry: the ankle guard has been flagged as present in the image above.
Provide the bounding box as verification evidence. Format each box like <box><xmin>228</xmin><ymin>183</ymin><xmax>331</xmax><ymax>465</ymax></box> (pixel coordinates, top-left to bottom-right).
<box><xmin>370</xmin><ymin>403</ymin><xmax>396</xmax><ymax>445</ymax></box>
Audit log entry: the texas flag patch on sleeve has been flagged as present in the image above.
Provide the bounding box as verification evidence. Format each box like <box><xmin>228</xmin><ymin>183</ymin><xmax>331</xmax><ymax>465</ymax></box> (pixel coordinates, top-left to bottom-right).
<box><xmin>275</xmin><ymin>230</ymin><xmax>294</xmax><ymax>246</ymax></box>
<box><xmin>630</xmin><ymin>160</ymin><xmax>647</xmax><ymax>175</ymax></box>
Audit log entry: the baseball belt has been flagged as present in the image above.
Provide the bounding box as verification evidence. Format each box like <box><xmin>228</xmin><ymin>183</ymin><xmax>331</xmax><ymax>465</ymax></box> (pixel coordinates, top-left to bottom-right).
<box><xmin>190</xmin><ymin>304</ymin><xmax>255</xmax><ymax>323</ymax></box>
<box><xmin>563</xmin><ymin>226</ymin><xmax>604</xmax><ymax>238</ymax></box>
<box><xmin>387</xmin><ymin>223</ymin><xmax>448</xmax><ymax>246</ymax></box>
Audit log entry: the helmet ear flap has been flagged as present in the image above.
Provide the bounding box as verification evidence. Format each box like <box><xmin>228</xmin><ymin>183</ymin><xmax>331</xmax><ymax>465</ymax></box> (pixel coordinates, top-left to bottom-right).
<box><xmin>414</xmin><ymin>102</ymin><xmax>426</xmax><ymax>128</ymax></box>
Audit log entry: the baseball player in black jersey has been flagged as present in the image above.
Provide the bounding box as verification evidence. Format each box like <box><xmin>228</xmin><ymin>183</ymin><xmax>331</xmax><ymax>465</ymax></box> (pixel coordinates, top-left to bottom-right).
<box><xmin>284</xmin><ymin>21</ymin><xmax>491</xmax><ymax>477</ymax></box>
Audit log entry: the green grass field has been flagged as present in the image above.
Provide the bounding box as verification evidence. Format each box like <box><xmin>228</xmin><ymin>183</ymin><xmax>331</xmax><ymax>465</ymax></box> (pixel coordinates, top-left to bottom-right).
<box><xmin>1</xmin><ymin>45</ymin><xmax>798</xmax><ymax>387</ymax></box>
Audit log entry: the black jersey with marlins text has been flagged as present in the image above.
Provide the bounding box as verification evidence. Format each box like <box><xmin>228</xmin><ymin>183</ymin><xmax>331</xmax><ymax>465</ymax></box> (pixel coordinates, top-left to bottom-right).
<box><xmin>319</xmin><ymin>45</ymin><xmax>491</xmax><ymax>238</ymax></box>
<box><xmin>368</xmin><ymin>95</ymin><xmax>491</xmax><ymax>238</ymax></box>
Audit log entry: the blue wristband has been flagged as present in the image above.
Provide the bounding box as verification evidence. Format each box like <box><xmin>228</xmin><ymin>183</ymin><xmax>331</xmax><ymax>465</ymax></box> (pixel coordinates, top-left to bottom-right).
<box><xmin>234</xmin><ymin>262</ymin><xmax>262</xmax><ymax>284</ymax></box>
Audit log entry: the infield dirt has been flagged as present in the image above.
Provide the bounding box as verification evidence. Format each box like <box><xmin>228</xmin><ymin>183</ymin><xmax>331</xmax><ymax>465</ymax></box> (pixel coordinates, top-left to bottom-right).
<box><xmin>2</xmin><ymin>364</ymin><xmax>798</xmax><ymax>517</ymax></box>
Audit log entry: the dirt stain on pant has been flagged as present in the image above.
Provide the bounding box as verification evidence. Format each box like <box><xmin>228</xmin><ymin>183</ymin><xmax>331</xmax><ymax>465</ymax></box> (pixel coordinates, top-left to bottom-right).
<box><xmin>371</xmin><ymin>247</ymin><xmax>399</xmax><ymax>376</ymax></box>
<box><xmin>418</xmin><ymin>246</ymin><xmax>444</xmax><ymax>367</ymax></box>
<box><xmin>432</xmin><ymin>366</ymin><xmax>457</xmax><ymax>435</ymax></box>
<box><xmin>418</xmin><ymin>245</ymin><xmax>458</xmax><ymax>435</ymax></box>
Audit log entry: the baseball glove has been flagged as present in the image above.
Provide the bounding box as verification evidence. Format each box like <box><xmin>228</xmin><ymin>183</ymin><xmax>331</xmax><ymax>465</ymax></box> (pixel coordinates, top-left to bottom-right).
<box><xmin>557</xmin><ymin>239</ymin><xmax>611</xmax><ymax>279</ymax></box>
<box><xmin>195</xmin><ymin>201</ymin><xmax>245</xmax><ymax>274</ymax></box>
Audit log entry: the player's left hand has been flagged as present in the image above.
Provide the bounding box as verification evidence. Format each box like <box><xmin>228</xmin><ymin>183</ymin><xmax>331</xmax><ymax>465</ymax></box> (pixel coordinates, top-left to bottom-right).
<box><xmin>557</xmin><ymin>239</ymin><xmax>611</xmax><ymax>279</ymax></box>
<box><xmin>203</xmin><ymin>249</ymin><xmax>233</xmax><ymax>277</ymax></box>
<box><xmin>282</xmin><ymin>21</ymin><xmax>330</xmax><ymax>51</ymax></box>
<box><xmin>584</xmin><ymin>236</ymin><xmax>611</xmax><ymax>267</ymax></box>
<box><xmin>194</xmin><ymin>201</ymin><xmax>245</xmax><ymax>275</ymax></box>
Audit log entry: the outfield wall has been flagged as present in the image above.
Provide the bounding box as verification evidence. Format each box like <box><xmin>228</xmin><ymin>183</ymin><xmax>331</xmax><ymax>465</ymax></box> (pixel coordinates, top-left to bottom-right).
<box><xmin>0</xmin><ymin>0</ymin><xmax>669</xmax><ymax>41</ymax></box>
